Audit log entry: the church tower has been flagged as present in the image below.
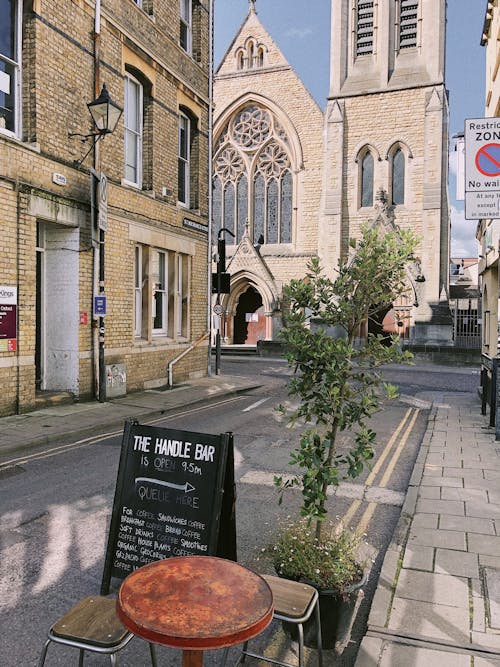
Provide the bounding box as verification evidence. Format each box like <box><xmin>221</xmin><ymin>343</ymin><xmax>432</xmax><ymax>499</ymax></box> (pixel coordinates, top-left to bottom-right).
<box><xmin>322</xmin><ymin>0</ymin><xmax>451</xmax><ymax>342</ymax></box>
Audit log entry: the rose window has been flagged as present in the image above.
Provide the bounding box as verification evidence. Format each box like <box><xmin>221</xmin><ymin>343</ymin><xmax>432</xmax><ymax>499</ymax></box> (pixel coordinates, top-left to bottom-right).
<box><xmin>232</xmin><ymin>106</ymin><xmax>271</xmax><ymax>149</ymax></box>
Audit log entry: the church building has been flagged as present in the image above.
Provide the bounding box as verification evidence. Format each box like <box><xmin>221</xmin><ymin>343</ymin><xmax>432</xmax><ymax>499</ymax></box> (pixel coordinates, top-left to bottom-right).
<box><xmin>213</xmin><ymin>0</ymin><xmax>450</xmax><ymax>346</ymax></box>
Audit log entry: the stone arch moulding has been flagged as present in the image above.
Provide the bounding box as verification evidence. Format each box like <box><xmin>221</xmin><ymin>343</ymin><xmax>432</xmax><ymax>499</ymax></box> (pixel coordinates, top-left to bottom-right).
<box><xmin>384</xmin><ymin>138</ymin><xmax>414</xmax><ymax>161</ymax></box>
<box><xmin>353</xmin><ymin>142</ymin><xmax>382</xmax><ymax>164</ymax></box>
<box><xmin>214</xmin><ymin>92</ymin><xmax>304</xmax><ymax>171</ymax></box>
<box><xmin>222</xmin><ymin>269</ymin><xmax>279</xmax><ymax>317</ymax></box>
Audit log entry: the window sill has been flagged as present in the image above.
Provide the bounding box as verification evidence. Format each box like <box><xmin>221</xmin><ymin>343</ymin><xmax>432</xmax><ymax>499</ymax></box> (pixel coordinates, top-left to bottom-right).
<box><xmin>0</xmin><ymin>131</ymin><xmax>41</xmax><ymax>153</ymax></box>
<box><xmin>121</xmin><ymin>178</ymin><xmax>143</xmax><ymax>190</ymax></box>
<box><xmin>134</xmin><ymin>336</ymin><xmax>191</xmax><ymax>348</ymax></box>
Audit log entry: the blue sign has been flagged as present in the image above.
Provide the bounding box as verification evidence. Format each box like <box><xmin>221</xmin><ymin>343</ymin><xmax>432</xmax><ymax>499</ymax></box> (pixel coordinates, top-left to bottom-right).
<box><xmin>94</xmin><ymin>295</ymin><xmax>107</xmax><ymax>317</ymax></box>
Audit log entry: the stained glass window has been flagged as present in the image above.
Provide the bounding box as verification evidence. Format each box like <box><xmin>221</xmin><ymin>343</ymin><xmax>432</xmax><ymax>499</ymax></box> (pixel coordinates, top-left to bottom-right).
<box><xmin>267</xmin><ymin>180</ymin><xmax>279</xmax><ymax>244</ymax></box>
<box><xmin>213</xmin><ymin>176</ymin><xmax>222</xmax><ymax>238</ymax></box>
<box><xmin>224</xmin><ymin>182</ymin><xmax>235</xmax><ymax>238</ymax></box>
<box><xmin>237</xmin><ymin>175</ymin><xmax>248</xmax><ymax>243</ymax></box>
<box><xmin>213</xmin><ymin>104</ymin><xmax>294</xmax><ymax>245</ymax></box>
<box><xmin>253</xmin><ymin>173</ymin><xmax>265</xmax><ymax>244</ymax></box>
<box><xmin>361</xmin><ymin>152</ymin><xmax>374</xmax><ymax>207</ymax></box>
<box><xmin>392</xmin><ymin>149</ymin><xmax>405</xmax><ymax>205</ymax></box>
<box><xmin>280</xmin><ymin>171</ymin><xmax>292</xmax><ymax>243</ymax></box>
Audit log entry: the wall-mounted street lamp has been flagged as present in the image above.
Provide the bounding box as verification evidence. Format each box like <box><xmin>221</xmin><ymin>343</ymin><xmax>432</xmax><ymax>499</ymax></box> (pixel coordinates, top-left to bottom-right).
<box><xmin>69</xmin><ymin>83</ymin><xmax>122</xmax><ymax>402</ymax></box>
<box><xmin>69</xmin><ymin>84</ymin><xmax>122</xmax><ymax>166</ymax></box>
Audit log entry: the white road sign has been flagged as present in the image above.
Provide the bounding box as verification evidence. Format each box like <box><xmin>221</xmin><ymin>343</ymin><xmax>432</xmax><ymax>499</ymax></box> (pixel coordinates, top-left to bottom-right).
<box><xmin>465</xmin><ymin>118</ymin><xmax>500</xmax><ymax>220</ymax></box>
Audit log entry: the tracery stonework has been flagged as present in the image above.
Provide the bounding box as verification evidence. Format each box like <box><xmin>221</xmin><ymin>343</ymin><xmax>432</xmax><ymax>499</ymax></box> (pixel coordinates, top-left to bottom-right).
<box><xmin>232</xmin><ymin>106</ymin><xmax>271</xmax><ymax>149</ymax></box>
<box><xmin>213</xmin><ymin>104</ymin><xmax>293</xmax><ymax>245</ymax></box>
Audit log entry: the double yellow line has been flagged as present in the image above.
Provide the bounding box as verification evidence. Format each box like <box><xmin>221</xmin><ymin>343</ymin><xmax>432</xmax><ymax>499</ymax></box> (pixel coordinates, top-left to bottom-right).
<box><xmin>342</xmin><ymin>406</ymin><xmax>420</xmax><ymax>534</ymax></box>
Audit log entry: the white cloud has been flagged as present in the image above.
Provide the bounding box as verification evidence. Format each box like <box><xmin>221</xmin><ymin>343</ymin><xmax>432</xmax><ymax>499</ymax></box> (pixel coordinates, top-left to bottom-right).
<box><xmin>450</xmin><ymin>203</ymin><xmax>478</xmax><ymax>257</ymax></box>
<box><xmin>284</xmin><ymin>27</ymin><xmax>313</xmax><ymax>39</ymax></box>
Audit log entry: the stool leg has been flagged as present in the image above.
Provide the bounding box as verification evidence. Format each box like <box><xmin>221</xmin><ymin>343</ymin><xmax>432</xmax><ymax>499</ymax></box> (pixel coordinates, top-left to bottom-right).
<box><xmin>149</xmin><ymin>642</ymin><xmax>158</xmax><ymax>667</ymax></box>
<box><xmin>38</xmin><ymin>639</ymin><xmax>51</xmax><ymax>667</ymax></box>
<box><xmin>109</xmin><ymin>653</ymin><xmax>118</xmax><ymax>666</ymax></box>
<box><xmin>78</xmin><ymin>648</ymin><xmax>85</xmax><ymax>667</ymax></box>
<box><xmin>297</xmin><ymin>623</ymin><xmax>304</xmax><ymax>667</ymax></box>
<box><xmin>241</xmin><ymin>640</ymin><xmax>249</xmax><ymax>663</ymax></box>
<box><xmin>314</xmin><ymin>601</ymin><xmax>323</xmax><ymax>667</ymax></box>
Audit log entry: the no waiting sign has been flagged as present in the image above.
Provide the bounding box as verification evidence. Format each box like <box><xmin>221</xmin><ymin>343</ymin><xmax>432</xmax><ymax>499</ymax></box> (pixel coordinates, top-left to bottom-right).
<box><xmin>465</xmin><ymin>118</ymin><xmax>500</xmax><ymax>220</ymax></box>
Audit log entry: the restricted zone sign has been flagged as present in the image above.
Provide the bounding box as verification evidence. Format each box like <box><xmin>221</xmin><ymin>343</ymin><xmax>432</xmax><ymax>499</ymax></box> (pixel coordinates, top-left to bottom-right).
<box><xmin>465</xmin><ymin>118</ymin><xmax>500</xmax><ymax>220</ymax></box>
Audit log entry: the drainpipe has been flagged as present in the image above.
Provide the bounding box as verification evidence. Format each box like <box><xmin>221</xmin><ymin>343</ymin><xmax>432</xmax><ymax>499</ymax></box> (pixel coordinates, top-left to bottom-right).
<box><xmin>92</xmin><ymin>0</ymin><xmax>102</xmax><ymax>400</ymax></box>
<box><xmin>207</xmin><ymin>0</ymin><xmax>214</xmax><ymax>376</ymax></box>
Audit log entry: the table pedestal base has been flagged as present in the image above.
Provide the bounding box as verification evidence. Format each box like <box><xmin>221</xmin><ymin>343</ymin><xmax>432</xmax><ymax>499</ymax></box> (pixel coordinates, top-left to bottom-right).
<box><xmin>182</xmin><ymin>649</ymin><xmax>203</xmax><ymax>667</ymax></box>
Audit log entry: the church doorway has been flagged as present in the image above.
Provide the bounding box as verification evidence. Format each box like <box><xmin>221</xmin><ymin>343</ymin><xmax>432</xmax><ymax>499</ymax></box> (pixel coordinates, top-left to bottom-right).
<box><xmin>368</xmin><ymin>305</ymin><xmax>392</xmax><ymax>346</ymax></box>
<box><xmin>234</xmin><ymin>286</ymin><xmax>264</xmax><ymax>344</ymax></box>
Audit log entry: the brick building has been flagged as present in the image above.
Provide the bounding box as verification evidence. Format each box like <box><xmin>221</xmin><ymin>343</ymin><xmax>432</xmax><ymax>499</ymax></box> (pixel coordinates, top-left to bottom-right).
<box><xmin>213</xmin><ymin>0</ymin><xmax>451</xmax><ymax>346</ymax></box>
<box><xmin>0</xmin><ymin>0</ymin><xmax>211</xmax><ymax>416</ymax></box>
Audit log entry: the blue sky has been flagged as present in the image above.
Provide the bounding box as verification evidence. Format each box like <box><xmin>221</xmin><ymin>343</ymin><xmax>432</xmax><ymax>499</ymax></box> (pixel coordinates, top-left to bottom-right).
<box><xmin>214</xmin><ymin>0</ymin><xmax>486</xmax><ymax>257</ymax></box>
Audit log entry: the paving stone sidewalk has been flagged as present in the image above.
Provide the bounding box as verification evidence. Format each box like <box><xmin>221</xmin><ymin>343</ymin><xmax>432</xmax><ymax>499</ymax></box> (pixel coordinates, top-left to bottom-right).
<box><xmin>356</xmin><ymin>393</ymin><xmax>500</xmax><ymax>666</ymax></box>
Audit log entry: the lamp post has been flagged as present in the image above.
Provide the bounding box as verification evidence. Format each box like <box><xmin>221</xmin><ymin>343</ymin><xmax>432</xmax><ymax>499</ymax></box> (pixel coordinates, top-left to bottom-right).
<box><xmin>214</xmin><ymin>227</ymin><xmax>234</xmax><ymax>375</ymax></box>
<box><xmin>70</xmin><ymin>84</ymin><xmax>122</xmax><ymax>402</ymax></box>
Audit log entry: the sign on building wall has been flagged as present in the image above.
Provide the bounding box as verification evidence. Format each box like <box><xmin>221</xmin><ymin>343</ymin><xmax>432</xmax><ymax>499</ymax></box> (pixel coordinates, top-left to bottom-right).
<box><xmin>0</xmin><ymin>286</ymin><xmax>17</xmax><ymax>352</ymax></box>
<box><xmin>465</xmin><ymin>118</ymin><xmax>500</xmax><ymax>220</ymax></box>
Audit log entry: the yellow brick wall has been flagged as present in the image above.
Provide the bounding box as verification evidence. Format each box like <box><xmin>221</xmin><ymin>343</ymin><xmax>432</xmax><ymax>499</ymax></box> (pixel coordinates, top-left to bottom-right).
<box><xmin>0</xmin><ymin>0</ymin><xmax>211</xmax><ymax>415</ymax></box>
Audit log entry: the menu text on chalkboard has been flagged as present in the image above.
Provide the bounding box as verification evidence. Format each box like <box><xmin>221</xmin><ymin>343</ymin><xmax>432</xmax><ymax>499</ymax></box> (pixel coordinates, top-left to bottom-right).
<box><xmin>101</xmin><ymin>421</ymin><xmax>233</xmax><ymax>594</ymax></box>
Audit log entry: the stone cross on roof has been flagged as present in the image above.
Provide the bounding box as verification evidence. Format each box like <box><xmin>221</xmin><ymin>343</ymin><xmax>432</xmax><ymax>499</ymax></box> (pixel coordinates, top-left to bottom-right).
<box><xmin>249</xmin><ymin>0</ymin><xmax>256</xmax><ymax>12</ymax></box>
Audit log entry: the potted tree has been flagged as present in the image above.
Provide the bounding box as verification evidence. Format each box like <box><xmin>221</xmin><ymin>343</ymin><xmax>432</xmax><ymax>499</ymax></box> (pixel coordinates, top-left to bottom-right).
<box><xmin>269</xmin><ymin>223</ymin><xmax>418</xmax><ymax>650</ymax></box>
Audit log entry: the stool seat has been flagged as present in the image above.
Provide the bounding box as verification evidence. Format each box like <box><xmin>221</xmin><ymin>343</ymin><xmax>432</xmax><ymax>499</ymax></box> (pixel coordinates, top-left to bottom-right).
<box><xmin>262</xmin><ymin>576</ymin><xmax>316</xmax><ymax>620</ymax></box>
<box><xmin>38</xmin><ymin>595</ymin><xmax>158</xmax><ymax>667</ymax></box>
<box><xmin>226</xmin><ymin>574</ymin><xmax>323</xmax><ymax>667</ymax></box>
<box><xmin>51</xmin><ymin>596</ymin><xmax>129</xmax><ymax>647</ymax></box>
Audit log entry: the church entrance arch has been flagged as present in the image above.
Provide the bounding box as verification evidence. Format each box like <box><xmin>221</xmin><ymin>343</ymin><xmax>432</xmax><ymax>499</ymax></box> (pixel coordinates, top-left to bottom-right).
<box><xmin>234</xmin><ymin>286</ymin><xmax>264</xmax><ymax>344</ymax></box>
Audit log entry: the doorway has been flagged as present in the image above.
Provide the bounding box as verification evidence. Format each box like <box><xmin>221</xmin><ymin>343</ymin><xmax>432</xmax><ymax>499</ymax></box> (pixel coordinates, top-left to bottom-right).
<box><xmin>35</xmin><ymin>221</ymin><xmax>80</xmax><ymax>393</ymax></box>
<box><xmin>234</xmin><ymin>287</ymin><xmax>264</xmax><ymax>344</ymax></box>
<box><xmin>368</xmin><ymin>305</ymin><xmax>392</xmax><ymax>345</ymax></box>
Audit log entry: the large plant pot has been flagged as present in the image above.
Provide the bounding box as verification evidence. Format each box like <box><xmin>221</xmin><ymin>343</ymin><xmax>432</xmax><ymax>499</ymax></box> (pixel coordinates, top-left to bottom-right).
<box><xmin>282</xmin><ymin>572</ymin><xmax>366</xmax><ymax>651</ymax></box>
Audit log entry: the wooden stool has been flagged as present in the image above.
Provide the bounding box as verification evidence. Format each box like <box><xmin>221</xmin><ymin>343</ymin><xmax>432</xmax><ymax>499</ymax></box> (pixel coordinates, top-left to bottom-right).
<box><xmin>38</xmin><ymin>596</ymin><xmax>158</xmax><ymax>666</ymax></box>
<box><xmin>236</xmin><ymin>575</ymin><xmax>323</xmax><ymax>667</ymax></box>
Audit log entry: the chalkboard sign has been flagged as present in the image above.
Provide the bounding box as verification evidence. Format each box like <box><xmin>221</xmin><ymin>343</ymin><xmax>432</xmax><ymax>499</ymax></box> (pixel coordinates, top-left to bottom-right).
<box><xmin>101</xmin><ymin>421</ymin><xmax>234</xmax><ymax>594</ymax></box>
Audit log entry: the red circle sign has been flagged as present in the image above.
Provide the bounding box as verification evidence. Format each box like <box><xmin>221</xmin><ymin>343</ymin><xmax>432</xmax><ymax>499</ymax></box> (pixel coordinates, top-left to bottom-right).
<box><xmin>475</xmin><ymin>143</ymin><xmax>500</xmax><ymax>177</ymax></box>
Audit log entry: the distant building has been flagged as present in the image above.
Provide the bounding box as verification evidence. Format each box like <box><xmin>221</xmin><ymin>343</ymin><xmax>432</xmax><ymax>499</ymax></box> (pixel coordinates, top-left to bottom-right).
<box><xmin>213</xmin><ymin>0</ymin><xmax>451</xmax><ymax>347</ymax></box>
<box><xmin>0</xmin><ymin>1</ymin><xmax>210</xmax><ymax>416</ymax></box>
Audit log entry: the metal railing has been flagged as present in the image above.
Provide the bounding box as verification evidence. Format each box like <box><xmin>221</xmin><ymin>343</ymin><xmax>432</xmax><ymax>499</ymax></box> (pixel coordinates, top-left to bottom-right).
<box><xmin>167</xmin><ymin>331</ymin><xmax>210</xmax><ymax>389</ymax></box>
<box><xmin>450</xmin><ymin>298</ymin><xmax>481</xmax><ymax>349</ymax></box>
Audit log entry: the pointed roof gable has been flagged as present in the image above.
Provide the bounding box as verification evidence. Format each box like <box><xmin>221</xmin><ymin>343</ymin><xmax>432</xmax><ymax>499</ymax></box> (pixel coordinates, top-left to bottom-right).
<box><xmin>227</xmin><ymin>227</ymin><xmax>277</xmax><ymax>297</ymax></box>
<box><xmin>216</xmin><ymin>4</ymin><xmax>292</xmax><ymax>77</ymax></box>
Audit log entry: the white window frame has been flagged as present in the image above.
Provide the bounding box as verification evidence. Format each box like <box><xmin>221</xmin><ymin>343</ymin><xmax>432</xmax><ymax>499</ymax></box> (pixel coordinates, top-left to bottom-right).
<box><xmin>180</xmin><ymin>0</ymin><xmax>192</xmax><ymax>54</ymax></box>
<box><xmin>178</xmin><ymin>112</ymin><xmax>190</xmax><ymax>207</ymax></box>
<box><xmin>133</xmin><ymin>0</ymin><xmax>143</xmax><ymax>7</ymax></box>
<box><xmin>176</xmin><ymin>254</ymin><xmax>183</xmax><ymax>337</ymax></box>
<box><xmin>0</xmin><ymin>0</ymin><xmax>22</xmax><ymax>138</ymax></box>
<box><xmin>134</xmin><ymin>245</ymin><xmax>143</xmax><ymax>337</ymax></box>
<box><xmin>124</xmin><ymin>73</ymin><xmax>143</xmax><ymax>188</ymax></box>
<box><xmin>152</xmin><ymin>250</ymin><xmax>168</xmax><ymax>336</ymax></box>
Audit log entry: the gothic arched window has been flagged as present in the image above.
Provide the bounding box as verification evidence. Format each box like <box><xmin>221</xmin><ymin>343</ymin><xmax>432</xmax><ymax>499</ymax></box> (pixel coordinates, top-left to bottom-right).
<box><xmin>214</xmin><ymin>104</ymin><xmax>294</xmax><ymax>246</ymax></box>
<box><xmin>391</xmin><ymin>148</ymin><xmax>405</xmax><ymax>205</ymax></box>
<box><xmin>361</xmin><ymin>152</ymin><xmax>374</xmax><ymax>207</ymax></box>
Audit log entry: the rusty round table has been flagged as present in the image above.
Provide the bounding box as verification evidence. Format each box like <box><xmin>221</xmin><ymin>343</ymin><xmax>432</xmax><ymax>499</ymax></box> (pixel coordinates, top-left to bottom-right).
<box><xmin>116</xmin><ymin>555</ymin><xmax>274</xmax><ymax>667</ymax></box>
